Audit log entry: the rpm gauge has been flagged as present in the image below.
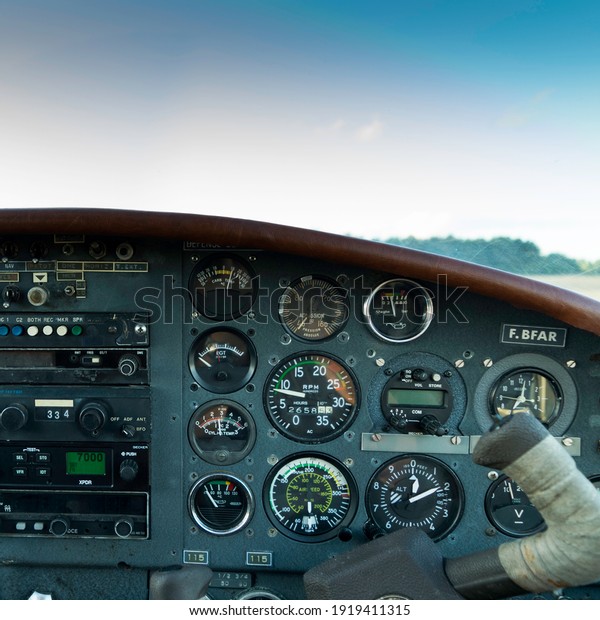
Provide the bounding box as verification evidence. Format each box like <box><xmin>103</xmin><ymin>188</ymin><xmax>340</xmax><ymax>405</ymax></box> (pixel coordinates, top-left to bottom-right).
<box><xmin>366</xmin><ymin>455</ymin><xmax>463</xmax><ymax>541</ymax></box>
<box><xmin>278</xmin><ymin>275</ymin><xmax>349</xmax><ymax>341</ymax></box>
<box><xmin>264</xmin><ymin>454</ymin><xmax>357</xmax><ymax>542</ymax></box>
<box><xmin>491</xmin><ymin>368</ymin><xmax>562</xmax><ymax>425</ymax></box>
<box><xmin>264</xmin><ymin>353</ymin><xmax>359</xmax><ymax>443</ymax></box>
<box><xmin>189</xmin><ymin>254</ymin><xmax>257</xmax><ymax>321</ymax></box>
<box><xmin>364</xmin><ymin>278</ymin><xmax>434</xmax><ymax>343</ymax></box>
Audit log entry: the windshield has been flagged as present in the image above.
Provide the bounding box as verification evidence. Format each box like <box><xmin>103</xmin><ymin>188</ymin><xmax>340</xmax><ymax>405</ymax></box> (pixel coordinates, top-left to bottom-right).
<box><xmin>1</xmin><ymin>1</ymin><xmax>598</xmax><ymax>297</ymax></box>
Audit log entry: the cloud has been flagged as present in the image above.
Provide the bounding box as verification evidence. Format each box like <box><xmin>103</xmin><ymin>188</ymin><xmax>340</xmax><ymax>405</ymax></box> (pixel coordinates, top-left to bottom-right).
<box><xmin>497</xmin><ymin>88</ymin><xmax>555</xmax><ymax>129</ymax></box>
<box><xmin>356</xmin><ymin>118</ymin><xmax>384</xmax><ymax>142</ymax></box>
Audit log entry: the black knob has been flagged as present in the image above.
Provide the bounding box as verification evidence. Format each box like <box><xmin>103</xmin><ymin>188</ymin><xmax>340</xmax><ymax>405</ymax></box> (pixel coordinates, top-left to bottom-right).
<box><xmin>78</xmin><ymin>402</ymin><xmax>107</xmax><ymax>433</ymax></box>
<box><xmin>121</xmin><ymin>424</ymin><xmax>136</xmax><ymax>438</ymax></box>
<box><xmin>120</xmin><ymin>459</ymin><xmax>139</xmax><ymax>482</ymax></box>
<box><xmin>2</xmin><ymin>285</ymin><xmax>21</xmax><ymax>304</ymax></box>
<box><xmin>412</xmin><ymin>369</ymin><xmax>429</xmax><ymax>382</ymax></box>
<box><xmin>49</xmin><ymin>518</ymin><xmax>69</xmax><ymax>537</ymax></box>
<box><xmin>0</xmin><ymin>404</ymin><xmax>29</xmax><ymax>432</ymax></box>
<box><xmin>114</xmin><ymin>518</ymin><xmax>134</xmax><ymax>538</ymax></box>
<box><xmin>118</xmin><ymin>354</ymin><xmax>140</xmax><ymax>377</ymax></box>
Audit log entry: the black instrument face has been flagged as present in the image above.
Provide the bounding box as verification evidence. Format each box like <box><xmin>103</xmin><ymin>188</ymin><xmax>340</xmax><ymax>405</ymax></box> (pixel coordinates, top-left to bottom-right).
<box><xmin>188</xmin><ymin>401</ymin><xmax>256</xmax><ymax>465</ymax></box>
<box><xmin>189</xmin><ymin>328</ymin><xmax>257</xmax><ymax>393</ymax></box>
<box><xmin>366</xmin><ymin>455</ymin><xmax>463</xmax><ymax>541</ymax></box>
<box><xmin>189</xmin><ymin>255</ymin><xmax>257</xmax><ymax>321</ymax></box>
<box><xmin>264</xmin><ymin>454</ymin><xmax>357</xmax><ymax>542</ymax></box>
<box><xmin>278</xmin><ymin>275</ymin><xmax>349</xmax><ymax>341</ymax></box>
<box><xmin>485</xmin><ymin>475</ymin><xmax>545</xmax><ymax>537</ymax></box>
<box><xmin>264</xmin><ymin>353</ymin><xmax>359</xmax><ymax>443</ymax></box>
<box><xmin>491</xmin><ymin>368</ymin><xmax>562</xmax><ymax>425</ymax></box>
<box><xmin>363</xmin><ymin>278</ymin><xmax>434</xmax><ymax>343</ymax></box>
<box><xmin>189</xmin><ymin>474</ymin><xmax>254</xmax><ymax>536</ymax></box>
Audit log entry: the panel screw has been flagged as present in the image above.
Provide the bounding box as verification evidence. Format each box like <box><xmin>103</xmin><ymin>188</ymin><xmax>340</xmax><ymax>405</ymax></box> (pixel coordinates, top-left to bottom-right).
<box><xmin>562</xmin><ymin>437</ymin><xmax>574</xmax><ymax>447</ymax></box>
<box><xmin>450</xmin><ymin>436</ymin><xmax>461</xmax><ymax>445</ymax></box>
<box><xmin>483</xmin><ymin>358</ymin><xmax>493</xmax><ymax>368</ymax></box>
<box><xmin>487</xmin><ymin>471</ymin><xmax>499</xmax><ymax>481</ymax></box>
<box><xmin>371</xmin><ymin>434</ymin><xmax>382</xmax><ymax>442</ymax></box>
<box><xmin>375</xmin><ymin>358</ymin><xmax>386</xmax><ymax>367</ymax></box>
<box><xmin>267</xmin><ymin>454</ymin><xmax>279</xmax><ymax>465</ymax></box>
<box><xmin>454</xmin><ymin>359</ymin><xmax>465</xmax><ymax>368</ymax></box>
<box><xmin>485</xmin><ymin>528</ymin><xmax>497</xmax><ymax>537</ymax></box>
<box><xmin>344</xmin><ymin>458</ymin><xmax>354</xmax><ymax>468</ymax></box>
<box><xmin>566</xmin><ymin>360</ymin><xmax>577</xmax><ymax>369</ymax></box>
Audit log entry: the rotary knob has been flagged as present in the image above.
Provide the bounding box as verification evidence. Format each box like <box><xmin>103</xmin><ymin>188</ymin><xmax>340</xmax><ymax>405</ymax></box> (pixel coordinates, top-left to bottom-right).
<box><xmin>78</xmin><ymin>402</ymin><xmax>108</xmax><ymax>433</ymax></box>
<box><xmin>0</xmin><ymin>404</ymin><xmax>29</xmax><ymax>432</ymax></box>
<box><xmin>118</xmin><ymin>354</ymin><xmax>140</xmax><ymax>377</ymax></box>
<box><xmin>119</xmin><ymin>459</ymin><xmax>139</xmax><ymax>482</ymax></box>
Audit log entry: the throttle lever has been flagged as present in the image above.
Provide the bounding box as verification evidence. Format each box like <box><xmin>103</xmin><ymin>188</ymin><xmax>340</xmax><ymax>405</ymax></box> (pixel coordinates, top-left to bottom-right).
<box><xmin>446</xmin><ymin>412</ymin><xmax>600</xmax><ymax>597</ymax></box>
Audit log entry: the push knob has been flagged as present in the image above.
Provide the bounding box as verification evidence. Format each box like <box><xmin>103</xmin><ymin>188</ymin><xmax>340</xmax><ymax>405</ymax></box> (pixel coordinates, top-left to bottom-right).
<box><xmin>49</xmin><ymin>518</ymin><xmax>69</xmax><ymax>537</ymax></box>
<box><xmin>114</xmin><ymin>518</ymin><xmax>134</xmax><ymax>538</ymax></box>
<box><xmin>78</xmin><ymin>402</ymin><xmax>107</xmax><ymax>433</ymax></box>
<box><xmin>120</xmin><ymin>459</ymin><xmax>139</xmax><ymax>482</ymax></box>
<box><xmin>0</xmin><ymin>404</ymin><xmax>29</xmax><ymax>432</ymax></box>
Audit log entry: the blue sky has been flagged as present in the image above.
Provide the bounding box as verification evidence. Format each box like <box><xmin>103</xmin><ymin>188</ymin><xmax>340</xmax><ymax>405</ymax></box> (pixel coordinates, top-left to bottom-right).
<box><xmin>1</xmin><ymin>1</ymin><xmax>599</xmax><ymax>259</ymax></box>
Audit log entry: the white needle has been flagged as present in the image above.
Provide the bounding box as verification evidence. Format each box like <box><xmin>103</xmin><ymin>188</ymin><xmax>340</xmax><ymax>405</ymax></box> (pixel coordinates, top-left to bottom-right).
<box><xmin>198</xmin><ymin>356</ymin><xmax>212</xmax><ymax>368</ymax></box>
<box><xmin>274</xmin><ymin>387</ymin><xmax>306</xmax><ymax>398</ymax></box>
<box><xmin>408</xmin><ymin>487</ymin><xmax>439</xmax><ymax>504</ymax></box>
<box><xmin>204</xmin><ymin>488</ymin><xmax>219</xmax><ymax>508</ymax></box>
<box><xmin>508</xmin><ymin>482</ymin><xmax>515</xmax><ymax>501</ymax></box>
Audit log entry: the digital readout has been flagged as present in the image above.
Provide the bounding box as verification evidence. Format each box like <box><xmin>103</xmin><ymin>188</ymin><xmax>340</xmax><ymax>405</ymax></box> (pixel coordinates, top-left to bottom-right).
<box><xmin>386</xmin><ymin>389</ymin><xmax>445</xmax><ymax>408</ymax></box>
<box><xmin>66</xmin><ymin>451</ymin><xmax>106</xmax><ymax>476</ymax></box>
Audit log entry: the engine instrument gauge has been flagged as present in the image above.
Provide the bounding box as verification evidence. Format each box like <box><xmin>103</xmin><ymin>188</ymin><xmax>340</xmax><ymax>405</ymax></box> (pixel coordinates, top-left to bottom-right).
<box><xmin>264</xmin><ymin>454</ymin><xmax>357</xmax><ymax>542</ymax></box>
<box><xmin>485</xmin><ymin>475</ymin><xmax>545</xmax><ymax>537</ymax></box>
<box><xmin>365</xmin><ymin>455</ymin><xmax>463</xmax><ymax>541</ymax></box>
<box><xmin>491</xmin><ymin>368</ymin><xmax>562</xmax><ymax>425</ymax></box>
<box><xmin>364</xmin><ymin>278</ymin><xmax>434</xmax><ymax>343</ymax></box>
<box><xmin>189</xmin><ymin>328</ymin><xmax>257</xmax><ymax>393</ymax></box>
<box><xmin>189</xmin><ymin>255</ymin><xmax>257</xmax><ymax>321</ymax></box>
<box><xmin>188</xmin><ymin>401</ymin><xmax>256</xmax><ymax>465</ymax></box>
<box><xmin>189</xmin><ymin>474</ymin><xmax>254</xmax><ymax>535</ymax></box>
<box><xmin>278</xmin><ymin>275</ymin><xmax>349</xmax><ymax>341</ymax></box>
<box><xmin>264</xmin><ymin>353</ymin><xmax>359</xmax><ymax>443</ymax></box>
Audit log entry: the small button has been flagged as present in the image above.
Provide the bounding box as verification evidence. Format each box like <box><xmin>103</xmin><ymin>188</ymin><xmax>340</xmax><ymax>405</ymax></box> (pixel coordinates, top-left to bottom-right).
<box><xmin>27</xmin><ymin>326</ymin><xmax>39</xmax><ymax>336</ymax></box>
<box><xmin>0</xmin><ymin>325</ymin><xmax>9</xmax><ymax>336</ymax></box>
<box><xmin>13</xmin><ymin>453</ymin><xmax>28</xmax><ymax>463</ymax></box>
<box><xmin>11</xmin><ymin>325</ymin><xmax>24</xmax><ymax>336</ymax></box>
<box><xmin>71</xmin><ymin>325</ymin><xmax>83</xmax><ymax>336</ymax></box>
<box><xmin>42</xmin><ymin>325</ymin><xmax>53</xmax><ymax>336</ymax></box>
<box><xmin>34</xmin><ymin>522</ymin><xmax>44</xmax><ymax>531</ymax></box>
<box><xmin>36</xmin><ymin>467</ymin><xmax>51</xmax><ymax>477</ymax></box>
<box><xmin>12</xmin><ymin>467</ymin><xmax>28</xmax><ymax>477</ymax></box>
<box><xmin>56</xmin><ymin>325</ymin><xmax>68</xmax><ymax>336</ymax></box>
<box><xmin>35</xmin><ymin>453</ymin><xmax>51</xmax><ymax>463</ymax></box>
<box><xmin>16</xmin><ymin>522</ymin><xmax>27</xmax><ymax>531</ymax></box>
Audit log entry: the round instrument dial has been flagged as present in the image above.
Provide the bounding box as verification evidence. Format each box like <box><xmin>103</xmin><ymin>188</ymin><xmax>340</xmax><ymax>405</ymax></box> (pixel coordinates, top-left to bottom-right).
<box><xmin>485</xmin><ymin>475</ymin><xmax>545</xmax><ymax>537</ymax></box>
<box><xmin>264</xmin><ymin>353</ymin><xmax>359</xmax><ymax>443</ymax></box>
<box><xmin>278</xmin><ymin>275</ymin><xmax>348</xmax><ymax>341</ymax></box>
<box><xmin>264</xmin><ymin>454</ymin><xmax>357</xmax><ymax>542</ymax></box>
<box><xmin>189</xmin><ymin>255</ymin><xmax>257</xmax><ymax>321</ymax></box>
<box><xmin>364</xmin><ymin>279</ymin><xmax>434</xmax><ymax>343</ymax></box>
<box><xmin>189</xmin><ymin>328</ymin><xmax>256</xmax><ymax>393</ymax></box>
<box><xmin>491</xmin><ymin>368</ymin><xmax>562</xmax><ymax>425</ymax></box>
<box><xmin>366</xmin><ymin>455</ymin><xmax>463</xmax><ymax>541</ymax></box>
<box><xmin>189</xmin><ymin>474</ymin><xmax>254</xmax><ymax>535</ymax></box>
<box><xmin>188</xmin><ymin>401</ymin><xmax>256</xmax><ymax>465</ymax></box>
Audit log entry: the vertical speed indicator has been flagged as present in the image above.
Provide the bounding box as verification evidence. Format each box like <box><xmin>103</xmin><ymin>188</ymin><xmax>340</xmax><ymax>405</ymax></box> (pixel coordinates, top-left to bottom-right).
<box><xmin>264</xmin><ymin>354</ymin><xmax>359</xmax><ymax>443</ymax></box>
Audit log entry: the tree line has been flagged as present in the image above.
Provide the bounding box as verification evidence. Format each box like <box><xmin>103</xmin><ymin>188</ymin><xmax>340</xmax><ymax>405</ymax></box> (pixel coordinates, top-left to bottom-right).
<box><xmin>380</xmin><ymin>236</ymin><xmax>598</xmax><ymax>275</ymax></box>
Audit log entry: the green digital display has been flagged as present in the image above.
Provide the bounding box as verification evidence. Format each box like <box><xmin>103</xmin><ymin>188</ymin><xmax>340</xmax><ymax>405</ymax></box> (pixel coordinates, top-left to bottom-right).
<box><xmin>387</xmin><ymin>389</ymin><xmax>445</xmax><ymax>408</ymax></box>
<box><xmin>65</xmin><ymin>451</ymin><xmax>107</xmax><ymax>476</ymax></box>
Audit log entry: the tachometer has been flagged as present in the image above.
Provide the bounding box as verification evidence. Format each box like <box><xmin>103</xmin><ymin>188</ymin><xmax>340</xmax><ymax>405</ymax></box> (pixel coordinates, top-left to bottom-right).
<box><xmin>278</xmin><ymin>275</ymin><xmax>348</xmax><ymax>341</ymax></box>
<box><xmin>365</xmin><ymin>455</ymin><xmax>463</xmax><ymax>541</ymax></box>
<box><xmin>264</xmin><ymin>353</ymin><xmax>359</xmax><ymax>443</ymax></box>
<box><xmin>264</xmin><ymin>454</ymin><xmax>357</xmax><ymax>542</ymax></box>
